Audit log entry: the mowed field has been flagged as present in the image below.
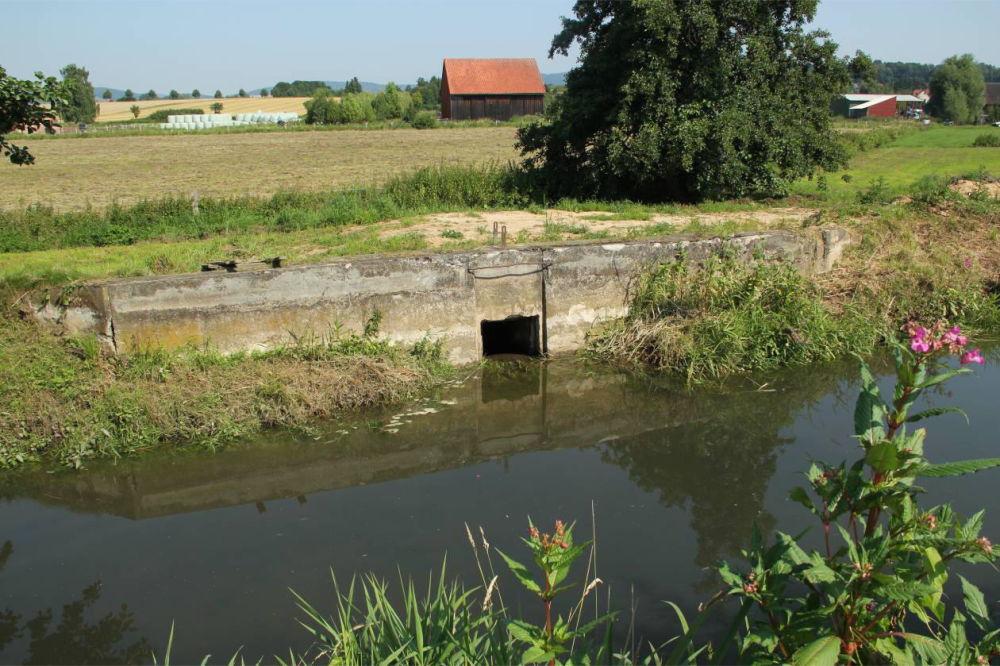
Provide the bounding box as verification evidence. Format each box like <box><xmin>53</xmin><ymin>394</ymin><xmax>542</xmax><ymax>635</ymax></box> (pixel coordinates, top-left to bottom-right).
<box><xmin>0</xmin><ymin>127</ymin><xmax>520</xmax><ymax>211</ymax></box>
<box><xmin>97</xmin><ymin>97</ymin><xmax>313</xmax><ymax>121</ymax></box>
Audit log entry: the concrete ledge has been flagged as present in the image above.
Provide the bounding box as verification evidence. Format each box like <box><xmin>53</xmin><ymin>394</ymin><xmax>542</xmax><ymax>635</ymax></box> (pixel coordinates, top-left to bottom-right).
<box><xmin>33</xmin><ymin>228</ymin><xmax>849</xmax><ymax>364</ymax></box>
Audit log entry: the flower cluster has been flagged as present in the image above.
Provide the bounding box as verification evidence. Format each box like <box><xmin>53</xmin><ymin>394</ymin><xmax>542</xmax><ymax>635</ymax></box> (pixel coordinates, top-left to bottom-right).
<box><xmin>977</xmin><ymin>537</ymin><xmax>993</xmax><ymax>555</ymax></box>
<box><xmin>528</xmin><ymin>520</ymin><xmax>569</xmax><ymax>551</ymax></box>
<box><xmin>853</xmin><ymin>561</ymin><xmax>874</xmax><ymax>581</ymax></box>
<box><xmin>905</xmin><ymin>321</ymin><xmax>983</xmax><ymax>365</ymax></box>
<box><xmin>742</xmin><ymin>572</ymin><xmax>760</xmax><ymax>595</ymax></box>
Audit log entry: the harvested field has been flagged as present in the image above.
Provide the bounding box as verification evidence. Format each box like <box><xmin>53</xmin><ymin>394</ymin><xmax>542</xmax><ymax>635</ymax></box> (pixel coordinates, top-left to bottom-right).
<box><xmin>96</xmin><ymin>97</ymin><xmax>313</xmax><ymax>121</ymax></box>
<box><xmin>0</xmin><ymin>127</ymin><xmax>520</xmax><ymax>211</ymax></box>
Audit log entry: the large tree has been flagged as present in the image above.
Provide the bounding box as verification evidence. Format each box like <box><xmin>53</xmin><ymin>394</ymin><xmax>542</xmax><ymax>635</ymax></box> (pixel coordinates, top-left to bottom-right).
<box><xmin>0</xmin><ymin>66</ymin><xmax>71</xmax><ymax>165</ymax></box>
<box><xmin>57</xmin><ymin>63</ymin><xmax>97</xmax><ymax>123</ymax></box>
<box><xmin>518</xmin><ymin>0</ymin><xmax>872</xmax><ymax>202</ymax></box>
<box><xmin>927</xmin><ymin>54</ymin><xmax>985</xmax><ymax>124</ymax></box>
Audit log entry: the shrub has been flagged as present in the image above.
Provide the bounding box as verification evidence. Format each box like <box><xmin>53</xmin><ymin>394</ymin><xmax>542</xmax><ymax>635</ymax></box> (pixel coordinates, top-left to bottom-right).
<box><xmin>856</xmin><ymin>177</ymin><xmax>895</xmax><ymax>205</ymax></box>
<box><xmin>410</xmin><ymin>110</ymin><xmax>438</xmax><ymax>129</ymax></box>
<box><xmin>146</xmin><ymin>108</ymin><xmax>204</xmax><ymax>122</ymax></box>
<box><xmin>972</xmin><ymin>132</ymin><xmax>1000</xmax><ymax>147</ymax></box>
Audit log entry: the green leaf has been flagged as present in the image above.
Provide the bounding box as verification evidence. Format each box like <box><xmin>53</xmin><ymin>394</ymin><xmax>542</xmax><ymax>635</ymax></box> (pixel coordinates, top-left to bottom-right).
<box><xmin>507</xmin><ymin>620</ymin><xmax>537</xmax><ymax>644</ymax></box>
<box><xmin>866</xmin><ymin>441</ymin><xmax>899</xmax><ymax>473</ymax></box>
<box><xmin>791</xmin><ymin>635</ymin><xmax>840</xmax><ymax>666</ymax></box>
<box><xmin>803</xmin><ymin>553</ymin><xmax>838</xmax><ymax>584</ymax></box>
<box><xmin>854</xmin><ymin>376</ymin><xmax>885</xmax><ymax>443</ymax></box>
<box><xmin>906</xmin><ymin>406</ymin><xmax>968</xmax><ymax>424</ymax></box>
<box><xmin>496</xmin><ymin>550</ymin><xmax>541</xmax><ymax>594</ymax></box>
<box><xmin>790</xmin><ymin>487</ymin><xmax>818</xmax><ymax>514</ymax></box>
<box><xmin>901</xmin><ymin>633</ymin><xmax>948</xmax><ymax>663</ymax></box>
<box><xmin>959</xmin><ymin>576</ymin><xmax>991</xmax><ymax>633</ymax></box>
<box><xmin>521</xmin><ymin>645</ymin><xmax>555</xmax><ymax>664</ymax></box>
<box><xmin>944</xmin><ymin>611</ymin><xmax>968</xmax><ymax>661</ymax></box>
<box><xmin>916</xmin><ymin>458</ymin><xmax>1000</xmax><ymax>478</ymax></box>
<box><xmin>881</xmin><ymin>582</ymin><xmax>939</xmax><ymax>601</ymax></box>
<box><xmin>915</xmin><ymin>368</ymin><xmax>969</xmax><ymax>391</ymax></box>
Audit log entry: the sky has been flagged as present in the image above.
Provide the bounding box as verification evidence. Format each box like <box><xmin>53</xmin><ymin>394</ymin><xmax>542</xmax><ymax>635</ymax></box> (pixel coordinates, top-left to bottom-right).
<box><xmin>2</xmin><ymin>0</ymin><xmax>999</xmax><ymax>94</ymax></box>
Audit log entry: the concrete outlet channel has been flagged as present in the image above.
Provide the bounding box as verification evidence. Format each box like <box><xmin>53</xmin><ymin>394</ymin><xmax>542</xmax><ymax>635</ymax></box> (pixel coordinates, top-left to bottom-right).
<box><xmin>34</xmin><ymin>229</ymin><xmax>849</xmax><ymax>364</ymax></box>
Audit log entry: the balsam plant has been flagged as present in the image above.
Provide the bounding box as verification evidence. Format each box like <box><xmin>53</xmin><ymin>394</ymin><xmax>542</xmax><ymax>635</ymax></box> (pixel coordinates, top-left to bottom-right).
<box><xmin>696</xmin><ymin>322</ymin><xmax>1000</xmax><ymax>664</ymax></box>
<box><xmin>498</xmin><ymin>520</ymin><xmax>614</xmax><ymax>665</ymax></box>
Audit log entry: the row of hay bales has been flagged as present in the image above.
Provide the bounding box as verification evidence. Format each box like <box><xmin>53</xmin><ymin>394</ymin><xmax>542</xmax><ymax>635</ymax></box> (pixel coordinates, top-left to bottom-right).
<box><xmin>158</xmin><ymin>111</ymin><xmax>300</xmax><ymax>130</ymax></box>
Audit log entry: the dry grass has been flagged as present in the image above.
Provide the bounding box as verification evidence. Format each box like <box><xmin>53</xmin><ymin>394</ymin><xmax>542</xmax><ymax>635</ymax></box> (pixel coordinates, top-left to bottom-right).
<box><xmin>0</xmin><ymin>127</ymin><xmax>521</xmax><ymax>211</ymax></box>
<box><xmin>96</xmin><ymin>97</ymin><xmax>313</xmax><ymax>121</ymax></box>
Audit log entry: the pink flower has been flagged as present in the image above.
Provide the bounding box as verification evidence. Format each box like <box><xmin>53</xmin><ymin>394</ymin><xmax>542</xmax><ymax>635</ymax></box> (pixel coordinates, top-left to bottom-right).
<box><xmin>965</xmin><ymin>257</ymin><xmax>973</xmax><ymax>269</ymax></box>
<box><xmin>560</xmin><ymin>541</ymin><xmax>568</xmax><ymax>549</ymax></box>
<box><xmin>943</xmin><ymin>326</ymin><xmax>967</xmax><ymax>347</ymax></box>
<box><xmin>961</xmin><ymin>348</ymin><xmax>985</xmax><ymax>365</ymax></box>
<box><xmin>911</xmin><ymin>338</ymin><xmax>931</xmax><ymax>353</ymax></box>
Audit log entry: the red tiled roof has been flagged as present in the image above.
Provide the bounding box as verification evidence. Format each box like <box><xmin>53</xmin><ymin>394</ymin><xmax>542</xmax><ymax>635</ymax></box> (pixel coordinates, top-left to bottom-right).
<box><xmin>443</xmin><ymin>59</ymin><xmax>545</xmax><ymax>95</ymax></box>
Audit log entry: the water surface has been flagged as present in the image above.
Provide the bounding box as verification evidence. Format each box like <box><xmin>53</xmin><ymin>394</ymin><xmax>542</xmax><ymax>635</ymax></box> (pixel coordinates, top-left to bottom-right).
<box><xmin>1</xmin><ymin>356</ymin><xmax>998</xmax><ymax>662</ymax></box>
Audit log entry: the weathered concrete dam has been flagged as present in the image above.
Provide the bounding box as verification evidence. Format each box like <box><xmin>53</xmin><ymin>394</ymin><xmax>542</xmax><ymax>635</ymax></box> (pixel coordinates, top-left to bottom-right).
<box><xmin>38</xmin><ymin>228</ymin><xmax>848</xmax><ymax>363</ymax></box>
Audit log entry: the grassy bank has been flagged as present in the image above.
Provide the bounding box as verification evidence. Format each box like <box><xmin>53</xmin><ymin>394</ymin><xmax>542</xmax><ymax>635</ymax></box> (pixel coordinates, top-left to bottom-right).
<box><xmin>0</xmin><ymin>305</ymin><xmax>449</xmax><ymax>469</ymax></box>
<box><xmin>588</xmin><ymin>176</ymin><xmax>1000</xmax><ymax>381</ymax></box>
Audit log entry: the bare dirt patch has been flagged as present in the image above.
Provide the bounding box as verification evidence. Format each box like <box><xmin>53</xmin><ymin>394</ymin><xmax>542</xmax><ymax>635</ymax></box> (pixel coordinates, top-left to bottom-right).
<box><xmin>950</xmin><ymin>179</ymin><xmax>1000</xmax><ymax>198</ymax></box>
<box><xmin>376</xmin><ymin>207</ymin><xmax>819</xmax><ymax>247</ymax></box>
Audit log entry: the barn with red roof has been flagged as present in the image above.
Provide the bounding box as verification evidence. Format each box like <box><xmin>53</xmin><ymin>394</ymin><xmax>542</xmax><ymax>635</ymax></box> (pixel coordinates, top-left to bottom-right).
<box><xmin>440</xmin><ymin>58</ymin><xmax>546</xmax><ymax>121</ymax></box>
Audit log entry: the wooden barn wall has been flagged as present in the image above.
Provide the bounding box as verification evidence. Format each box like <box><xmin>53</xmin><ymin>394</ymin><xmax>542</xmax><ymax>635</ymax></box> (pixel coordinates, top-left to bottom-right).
<box><xmin>448</xmin><ymin>95</ymin><xmax>544</xmax><ymax>121</ymax></box>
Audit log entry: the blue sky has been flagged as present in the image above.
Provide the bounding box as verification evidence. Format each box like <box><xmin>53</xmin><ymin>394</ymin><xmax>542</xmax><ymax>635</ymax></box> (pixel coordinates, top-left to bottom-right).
<box><xmin>3</xmin><ymin>1</ymin><xmax>998</xmax><ymax>93</ymax></box>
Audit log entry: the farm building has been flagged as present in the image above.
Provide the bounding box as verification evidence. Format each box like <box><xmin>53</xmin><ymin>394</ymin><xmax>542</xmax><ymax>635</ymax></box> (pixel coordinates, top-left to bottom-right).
<box><xmin>440</xmin><ymin>58</ymin><xmax>545</xmax><ymax>121</ymax></box>
<box><xmin>832</xmin><ymin>93</ymin><xmax>924</xmax><ymax>119</ymax></box>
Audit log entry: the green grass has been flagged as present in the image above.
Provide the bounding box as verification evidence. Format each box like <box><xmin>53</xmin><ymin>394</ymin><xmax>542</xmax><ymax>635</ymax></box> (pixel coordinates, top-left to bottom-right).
<box><xmin>794</xmin><ymin>126</ymin><xmax>1000</xmax><ymax>202</ymax></box>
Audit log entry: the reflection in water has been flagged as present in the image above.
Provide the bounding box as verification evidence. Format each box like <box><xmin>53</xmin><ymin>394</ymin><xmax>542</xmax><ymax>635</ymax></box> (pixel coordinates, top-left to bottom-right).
<box><xmin>0</xmin><ymin>357</ymin><xmax>875</xmax><ymax>660</ymax></box>
<box><xmin>3</xmin><ymin>360</ymin><xmax>860</xmax><ymax>529</ymax></box>
<box><xmin>0</xmin><ymin>540</ymin><xmax>150</xmax><ymax>665</ymax></box>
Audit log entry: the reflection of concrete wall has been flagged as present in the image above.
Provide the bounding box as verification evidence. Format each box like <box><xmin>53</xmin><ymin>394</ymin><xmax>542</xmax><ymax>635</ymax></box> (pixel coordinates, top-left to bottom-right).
<box><xmin>36</xmin><ymin>230</ymin><xmax>848</xmax><ymax>364</ymax></box>
<box><xmin>10</xmin><ymin>364</ymin><xmax>691</xmax><ymax>520</ymax></box>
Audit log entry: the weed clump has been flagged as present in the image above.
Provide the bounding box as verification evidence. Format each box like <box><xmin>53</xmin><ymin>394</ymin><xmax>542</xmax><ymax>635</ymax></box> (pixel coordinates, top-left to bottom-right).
<box><xmin>973</xmin><ymin>132</ymin><xmax>1000</xmax><ymax>148</ymax></box>
<box><xmin>588</xmin><ymin>251</ymin><xmax>878</xmax><ymax>381</ymax></box>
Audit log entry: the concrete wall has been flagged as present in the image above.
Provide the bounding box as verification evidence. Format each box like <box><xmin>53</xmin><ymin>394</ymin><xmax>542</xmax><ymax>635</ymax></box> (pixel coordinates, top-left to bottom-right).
<box><xmin>35</xmin><ymin>228</ymin><xmax>849</xmax><ymax>364</ymax></box>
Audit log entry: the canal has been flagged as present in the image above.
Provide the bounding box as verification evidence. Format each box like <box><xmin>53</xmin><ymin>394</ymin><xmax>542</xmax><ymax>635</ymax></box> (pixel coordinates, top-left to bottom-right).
<box><xmin>1</xmin><ymin>354</ymin><xmax>997</xmax><ymax>662</ymax></box>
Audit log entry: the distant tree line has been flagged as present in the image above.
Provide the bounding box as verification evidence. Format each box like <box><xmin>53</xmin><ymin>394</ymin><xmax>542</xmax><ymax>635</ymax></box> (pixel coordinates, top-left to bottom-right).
<box><xmin>871</xmin><ymin>60</ymin><xmax>1000</xmax><ymax>92</ymax></box>
<box><xmin>272</xmin><ymin>80</ymin><xmax>334</xmax><ymax>97</ymax></box>
<box><xmin>405</xmin><ymin>76</ymin><xmax>441</xmax><ymax>109</ymax></box>
<box><xmin>304</xmin><ymin>83</ymin><xmax>434</xmax><ymax>126</ymax></box>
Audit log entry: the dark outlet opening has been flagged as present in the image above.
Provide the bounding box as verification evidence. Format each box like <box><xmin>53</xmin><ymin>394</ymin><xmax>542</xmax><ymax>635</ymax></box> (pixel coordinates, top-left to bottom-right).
<box><xmin>480</xmin><ymin>315</ymin><xmax>540</xmax><ymax>357</ymax></box>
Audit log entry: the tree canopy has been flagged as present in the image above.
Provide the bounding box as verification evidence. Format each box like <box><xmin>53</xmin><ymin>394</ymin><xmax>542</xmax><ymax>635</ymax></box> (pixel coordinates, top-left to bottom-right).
<box><xmin>517</xmin><ymin>0</ymin><xmax>872</xmax><ymax>203</ymax></box>
<box><xmin>271</xmin><ymin>80</ymin><xmax>332</xmax><ymax>97</ymax></box>
<box><xmin>927</xmin><ymin>54</ymin><xmax>985</xmax><ymax>124</ymax></box>
<box><xmin>345</xmin><ymin>77</ymin><xmax>363</xmax><ymax>95</ymax></box>
<box><xmin>192</xmin><ymin>89</ymin><xmax>201</xmax><ymax>98</ymax></box>
<box><xmin>169</xmin><ymin>89</ymin><xmax>180</xmax><ymax>100</ymax></box>
<box><xmin>214</xmin><ymin>90</ymin><xmax>222</xmax><ymax>99</ymax></box>
<box><xmin>57</xmin><ymin>63</ymin><xmax>97</xmax><ymax>123</ymax></box>
<box><xmin>0</xmin><ymin>66</ymin><xmax>71</xmax><ymax>165</ymax></box>
<box><xmin>118</xmin><ymin>88</ymin><xmax>135</xmax><ymax>101</ymax></box>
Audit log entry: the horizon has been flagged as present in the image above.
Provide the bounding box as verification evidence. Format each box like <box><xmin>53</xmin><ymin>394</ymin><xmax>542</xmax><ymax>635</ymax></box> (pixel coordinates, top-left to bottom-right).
<box><xmin>4</xmin><ymin>1</ymin><xmax>1000</xmax><ymax>94</ymax></box>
